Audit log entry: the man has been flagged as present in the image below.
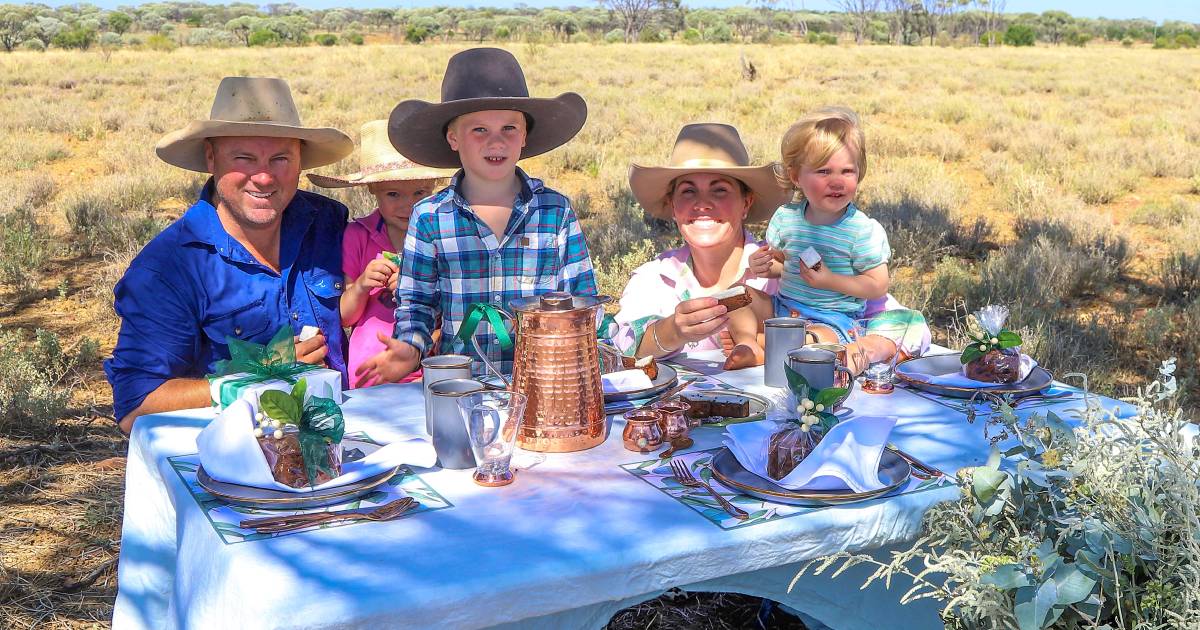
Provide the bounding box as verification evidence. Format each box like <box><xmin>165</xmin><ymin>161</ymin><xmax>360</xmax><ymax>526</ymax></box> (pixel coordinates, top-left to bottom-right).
<box><xmin>104</xmin><ymin>76</ymin><xmax>354</xmax><ymax>434</ymax></box>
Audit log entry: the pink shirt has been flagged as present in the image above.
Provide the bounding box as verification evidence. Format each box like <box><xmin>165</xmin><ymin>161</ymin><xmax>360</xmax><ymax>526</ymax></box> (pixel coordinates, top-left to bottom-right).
<box><xmin>342</xmin><ymin>209</ymin><xmax>421</xmax><ymax>386</ymax></box>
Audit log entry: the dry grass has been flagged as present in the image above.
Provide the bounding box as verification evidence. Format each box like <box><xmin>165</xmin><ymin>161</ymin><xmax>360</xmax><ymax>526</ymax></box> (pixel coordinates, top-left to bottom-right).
<box><xmin>2</xmin><ymin>41</ymin><xmax>1199</xmax><ymax>627</ymax></box>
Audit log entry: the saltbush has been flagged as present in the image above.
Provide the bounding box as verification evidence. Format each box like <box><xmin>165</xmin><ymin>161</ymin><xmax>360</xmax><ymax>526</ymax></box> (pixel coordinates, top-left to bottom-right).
<box><xmin>603</xmin><ymin>29</ymin><xmax>623</xmax><ymax>44</ymax></box>
<box><xmin>342</xmin><ymin>31</ymin><xmax>364</xmax><ymax>45</ymax></box>
<box><xmin>1161</xmin><ymin>252</ymin><xmax>1200</xmax><ymax>305</ymax></box>
<box><xmin>145</xmin><ymin>34</ymin><xmax>177</xmax><ymax>51</ymax></box>
<box><xmin>248</xmin><ymin>28</ymin><xmax>280</xmax><ymax>47</ymax></box>
<box><xmin>1003</xmin><ymin>24</ymin><xmax>1035</xmax><ymax>47</ymax></box>
<box><xmin>0</xmin><ymin>208</ymin><xmax>52</xmax><ymax>300</ymax></box>
<box><xmin>20</xmin><ymin>38</ymin><xmax>45</xmax><ymax>51</ymax></box>
<box><xmin>315</xmin><ymin>33</ymin><xmax>337</xmax><ymax>46</ymax></box>
<box><xmin>0</xmin><ymin>328</ymin><xmax>98</xmax><ymax>436</ymax></box>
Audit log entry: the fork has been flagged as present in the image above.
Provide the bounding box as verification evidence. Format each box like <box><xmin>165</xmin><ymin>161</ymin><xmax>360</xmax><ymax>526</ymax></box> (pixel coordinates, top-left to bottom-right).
<box><xmin>670</xmin><ymin>458</ymin><xmax>748</xmax><ymax>521</ymax></box>
<box><xmin>242</xmin><ymin>497</ymin><xmax>418</xmax><ymax>533</ymax></box>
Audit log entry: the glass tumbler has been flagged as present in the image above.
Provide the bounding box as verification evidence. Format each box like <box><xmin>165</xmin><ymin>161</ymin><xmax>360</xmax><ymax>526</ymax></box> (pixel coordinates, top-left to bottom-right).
<box><xmin>457</xmin><ymin>391</ymin><xmax>528</xmax><ymax>487</ymax></box>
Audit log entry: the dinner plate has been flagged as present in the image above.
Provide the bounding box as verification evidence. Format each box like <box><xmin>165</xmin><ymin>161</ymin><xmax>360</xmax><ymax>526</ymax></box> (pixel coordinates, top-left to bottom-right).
<box><xmin>678</xmin><ymin>389</ymin><xmax>771</xmax><ymax>426</ymax></box>
<box><xmin>196</xmin><ymin>438</ymin><xmax>400</xmax><ymax>510</ymax></box>
<box><xmin>604</xmin><ymin>364</ymin><xmax>679</xmax><ymax>402</ymax></box>
<box><xmin>708</xmin><ymin>446</ymin><xmax>910</xmax><ymax>506</ymax></box>
<box><xmin>895</xmin><ymin>353</ymin><xmax>1053</xmax><ymax>399</ymax></box>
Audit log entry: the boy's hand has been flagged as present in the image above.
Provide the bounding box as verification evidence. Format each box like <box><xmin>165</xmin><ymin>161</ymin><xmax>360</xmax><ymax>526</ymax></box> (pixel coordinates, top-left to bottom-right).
<box><xmin>294</xmin><ymin>332</ymin><xmax>328</xmax><ymax>366</ymax></box>
<box><xmin>797</xmin><ymin>259</ymin><xmax>835</xmax><ymax>290</ymax></box>
<box><xmin>354</xmin><ymin>334</ymin><xmax>421</xmax><ymax>387</ymax></box>
<box><xmin>355</xmin><ymin>258</ymin><xmax>399</xmax><ymax>292</ymax></box>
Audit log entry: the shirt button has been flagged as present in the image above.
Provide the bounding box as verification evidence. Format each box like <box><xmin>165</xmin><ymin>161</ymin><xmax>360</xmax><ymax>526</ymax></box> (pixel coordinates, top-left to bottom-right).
<box><xmin>234</xmin><ymin>326</ymin><xmax>242</xmax><ymax>335</ymax></box>
<box><xmin>493</xmin><ymin>294</ymin><xmax>501</xmax><ymax>302</ymax></box>
<box><xmin>334</xmin><ymin>282</ymin><xmax>343</xmax><ymax>290</ymax></box>
<box><xmin>291</xmin><ymin>312</ymin><xmax>299</xmax><ymax>320</ymax></box>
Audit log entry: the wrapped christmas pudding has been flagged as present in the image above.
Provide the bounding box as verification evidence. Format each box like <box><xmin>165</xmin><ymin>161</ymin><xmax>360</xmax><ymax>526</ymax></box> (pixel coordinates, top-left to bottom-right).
<box><xmin>254</xmin><ymin>379</ymin><xmax>345</xmax><ymax>489</ymax></box>
<box><xmin>960</xmin><ymin>305</ymin><xmax>1024</xmax><ymax>384</ymax></box>
<box><xmin>765</xmin><ymin>363</ymin><xmax>848</xmax><ymax>480</ymax></box>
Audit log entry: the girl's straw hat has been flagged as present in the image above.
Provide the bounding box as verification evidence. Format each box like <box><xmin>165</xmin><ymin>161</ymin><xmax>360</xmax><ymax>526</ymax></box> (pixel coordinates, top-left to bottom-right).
<box><xmin>156</xmin><ymin>76</ymin><xmax>353</xmax><ymax>173</ymax></box>
<box><xmin>387</xmin><ymin>47</ymin><xmax>587</xmax><ymax>169</ymax></box>
<box><xmin>306</xmin><ymin>120</ymin><xmax>455</xmax><ymax>189</ymax></box>
<box><xmin>629</xmin><ymin>123</ymin><xmax>790</xmax><ymax>224</ymax></box>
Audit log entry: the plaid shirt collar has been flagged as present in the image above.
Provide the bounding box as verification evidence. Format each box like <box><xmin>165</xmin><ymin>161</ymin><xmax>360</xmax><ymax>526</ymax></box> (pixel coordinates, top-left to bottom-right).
<box><xmin>438</xmin><ymin>167</ymin><xmax>542</xmax><ymax>214</ymax></box>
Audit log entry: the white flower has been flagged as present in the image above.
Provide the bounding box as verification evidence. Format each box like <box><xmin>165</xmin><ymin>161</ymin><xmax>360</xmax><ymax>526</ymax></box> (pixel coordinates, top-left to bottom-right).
<box><xmin>271</xmin><ymin>419</ymin><xmax>281</xmax><ymax>429</ymax></box>
<box><xmin>254</xmin><ymin>412</ymin><xmax>264</xmax><ymax>422</ymax></box>
<box><xmin>253</xmin><ymin>427</ymin><xmax>263</xmax><ymax>438</ymax></box>
<box><xmin>978</xmin><ymin>344</ymin><xmax>987</xmax><ymax>351</ymax></box>
<box><xmin>800</xmin><ymin>424</ymin><xmax>810</xmax><ymax>432</ymax></box>
<box><xmin>273</xmin><ymin>429</ymin><xmax>284</xmax><ymax>440</ymax></box>
<box><xmin>796</xmin><ymin>403</ymin><xmax>807</xmax><ymax>415</ymax></box>
<box><xmin>990</xmin><ymin>337</ymin><xmax>999</xmax><ymax>344</ymax></box>
<box><xmin>815</xmin><ymin>403</ymin><xmax>825</xmax><ymax>412</ymax></box>
<box><xmin>802</xmin><ymin>399</ymin><xmax>815</xmax><ymax>410</ymax></box>
<box><xmin>974</xmin><ymin>305</ymin><xmax>1010</xmax><ymax>336</ymax></box>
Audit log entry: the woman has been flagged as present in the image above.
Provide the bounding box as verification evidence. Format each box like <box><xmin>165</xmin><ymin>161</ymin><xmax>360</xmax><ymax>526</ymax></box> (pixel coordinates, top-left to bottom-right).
<box><xmin>613</xmin><ymin>123</ymin><xmax>928</xmax><ymax>372</ymax></box>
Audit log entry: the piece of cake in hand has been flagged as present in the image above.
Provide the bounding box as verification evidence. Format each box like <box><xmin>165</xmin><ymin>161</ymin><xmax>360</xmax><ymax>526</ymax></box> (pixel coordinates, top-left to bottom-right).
<box><xmin>621</xmin><ymin>354</ymin><xmax>659</xmax><ymax>381</ymax></box>
<box><xmin>711</xmin><ymin>285</ymin><xmax>752</xmax><ymax>313</ymax></box>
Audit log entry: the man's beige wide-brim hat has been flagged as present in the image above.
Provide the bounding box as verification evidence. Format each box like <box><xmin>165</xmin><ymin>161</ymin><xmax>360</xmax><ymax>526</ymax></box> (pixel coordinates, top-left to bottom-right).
<box><xmin>388</xmin><ymin>47</ymin><xmax>587</xmax><ymax>169</ymax></box>
<box><xmin>307</xmin><ymin>120</ymin><xmax>455</xmax><ymax>189</ymax></box>
<box><xmin>629</xmin><ymin>123</ymin><xmax>790</xmax><ymax>224</ymax></box>
<box><xmin>156</xmin><ymin>76</ymin><xmax>354</xmax><ymax>173</ymax></box>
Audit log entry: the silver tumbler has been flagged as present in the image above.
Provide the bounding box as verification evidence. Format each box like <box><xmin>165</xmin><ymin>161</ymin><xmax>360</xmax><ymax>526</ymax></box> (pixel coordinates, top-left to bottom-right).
<box><xmin>421</xmin><ymin>354</ymin><xmax>473</xmax><ymax>433</ymax></box>
<box><xmin>764</xmin><ymin>317</ymin><xmax>817</xmax><ymax>387</ymax></box>
<box><xmin>427</xmin><ymin>378</ymin><xmax>485</xmax><ymax>470</ymax></box>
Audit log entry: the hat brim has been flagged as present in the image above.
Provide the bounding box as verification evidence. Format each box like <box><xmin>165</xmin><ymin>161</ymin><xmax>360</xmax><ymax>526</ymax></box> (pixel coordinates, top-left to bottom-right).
<box><xmin>387</xmin><ymin>93</ymin><xmax>587</xmax><ymax>169</ymax></box>
<box><xmin>155</xmin><ymin>121</ymin><xmax>354</xmax><ymax>173</ymax></box>
<box><xmin>628</xmin><ymin>163</ymin><xmax>791</xmax><ymax>224</ymax></box>
<box><xmin>306</xmin><ymin>166</ymin><xmax>455</xmax><ymax>189</ymax></box>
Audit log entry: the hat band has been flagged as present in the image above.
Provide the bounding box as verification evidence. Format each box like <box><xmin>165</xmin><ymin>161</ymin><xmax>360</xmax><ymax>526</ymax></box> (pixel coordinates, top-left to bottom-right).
<box><xmin>360</xmin><ymin>160</ymin><xmax>417</xmax><ymax>176</ymax></box>
<box><xmin>672</xmin><ymin>158</ymin><xmax>745</xmax><ymax>169</ymax></box>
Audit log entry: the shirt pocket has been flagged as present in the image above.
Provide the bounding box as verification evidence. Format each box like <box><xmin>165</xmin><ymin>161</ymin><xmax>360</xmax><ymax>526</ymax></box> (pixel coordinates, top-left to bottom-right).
<box><xmin>202</xmin><ymin>298</ymin><xmax>270</xmax><ymax>346</ymax></box>
<box><xmin>304</xmin><ymin>268</ymin><xmax>344</xmax><ymax>301</ymax></box>
<box><xmin>515</xmin><ymin>233</ymin><xmax>561</xmax><ymax>291</ymax></box>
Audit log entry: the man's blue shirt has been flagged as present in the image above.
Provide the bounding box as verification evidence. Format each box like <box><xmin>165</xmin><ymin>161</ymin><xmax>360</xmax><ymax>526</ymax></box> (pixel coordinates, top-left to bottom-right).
<box><xmin>104</xmin><ymin>180</ymin><xmax>348</xmax><ymax>422</ymax></box>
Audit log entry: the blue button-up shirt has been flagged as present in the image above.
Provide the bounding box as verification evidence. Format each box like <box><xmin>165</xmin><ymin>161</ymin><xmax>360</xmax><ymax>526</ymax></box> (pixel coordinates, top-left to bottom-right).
<box><xmin>104</xmin><ymin>180</ymin><xmax>348</xmax><ymax>422</ymax></box>
<box><xmin>394</xmin><ymin>168</ymin><xmax>597</xmax><ymax>375</ymax></box>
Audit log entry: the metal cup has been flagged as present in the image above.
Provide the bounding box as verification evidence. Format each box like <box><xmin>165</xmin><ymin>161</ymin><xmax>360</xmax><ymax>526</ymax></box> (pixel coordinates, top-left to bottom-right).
<box><xmin>422</xmin><ymin>355</ymin><xmax>473</xmax><ymax>433</ymax></box>
<box><xmin>764</xmin><ymin>317</ymin><xmax>819</xmax><ymax>387</ymax></box>
<box><xmin>428</xmin><ymin>378</ymin><xmax>484</xmax><ymax>469</ymax></box>
<box><xmin>806</xmin><ymin>343</ymin><xmax>850</xmax><ymax>388</ymax></box>
<box><xmin>786</xmin><ymin>347</ymin><xmax>850</xmax><ymax>392</ymax></box>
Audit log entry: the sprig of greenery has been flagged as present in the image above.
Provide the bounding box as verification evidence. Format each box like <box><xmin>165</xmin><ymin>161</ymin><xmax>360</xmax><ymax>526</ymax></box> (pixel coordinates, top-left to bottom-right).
<box><xmin>258</xmin><ymin>379</ymin><xmax>345</xmax><ymax>486</ymax></box>
<box><xmin>960</xmin><ymin>329</ymin><xmax>1022</xmax><ymax>365</ymax></box>
<box><xmin>783</xmin><ymin>362</ymin><xmax>846</xmax><ymax>434</ymax></box>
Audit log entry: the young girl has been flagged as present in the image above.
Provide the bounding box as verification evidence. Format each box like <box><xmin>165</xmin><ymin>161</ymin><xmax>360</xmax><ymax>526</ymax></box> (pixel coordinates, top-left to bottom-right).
<box><xmin>749</xmin><ymin>106</ymin><xmax>928</xmax><ymax>369</ymax></box>
<box><xmin>308</xmin><ymin>119</ymin><xmax>452</xmax><ymax>387</ymax></box>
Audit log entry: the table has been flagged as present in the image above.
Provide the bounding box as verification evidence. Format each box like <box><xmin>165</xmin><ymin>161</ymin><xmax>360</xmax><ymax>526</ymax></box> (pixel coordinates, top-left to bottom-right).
<box><xmin>112</xmin><ymin>351</ymin><xmax>1134</xmax><ymax>629</ymax></box>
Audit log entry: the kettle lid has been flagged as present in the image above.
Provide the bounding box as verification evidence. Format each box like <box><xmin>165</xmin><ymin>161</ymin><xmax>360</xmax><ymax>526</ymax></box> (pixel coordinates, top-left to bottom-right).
<box><xmin>510</xmin><ymin>292</ymin><xmax>611</xmax><ymax>313</ymax></box>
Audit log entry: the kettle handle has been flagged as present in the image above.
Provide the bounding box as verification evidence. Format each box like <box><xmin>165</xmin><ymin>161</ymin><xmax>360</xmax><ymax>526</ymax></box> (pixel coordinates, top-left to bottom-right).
<box><xmin>464</xmin><ymin>306</ymin><xmax>515</xmax><ymax>389</ymax></box>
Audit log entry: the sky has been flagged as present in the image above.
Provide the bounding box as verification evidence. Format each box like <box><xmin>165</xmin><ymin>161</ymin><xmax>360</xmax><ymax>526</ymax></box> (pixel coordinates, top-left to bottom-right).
<box><xmin>42</xmin><ymin>0</ymin><xmax>1200</xmax><ymax>23</ymax></box>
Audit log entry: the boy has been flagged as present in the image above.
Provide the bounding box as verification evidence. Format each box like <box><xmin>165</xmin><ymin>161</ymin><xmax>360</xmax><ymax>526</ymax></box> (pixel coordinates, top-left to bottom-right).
<box><xmin>355</xmin><ymin>48</ymin><xmax>596</xmax><ymax>385</ymax></box>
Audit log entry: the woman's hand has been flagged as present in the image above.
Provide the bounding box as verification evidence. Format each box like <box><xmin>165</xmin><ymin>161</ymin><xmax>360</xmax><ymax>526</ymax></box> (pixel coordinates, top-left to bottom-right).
<box><xmin>666</xmin><ymin>297</ymin><xmax>729</xmax><ymax>346</ymax></box>
<box><xmin>355</xmin><ymin>257</ymin><xmax>399</xmax><ymax>292</ymax></box>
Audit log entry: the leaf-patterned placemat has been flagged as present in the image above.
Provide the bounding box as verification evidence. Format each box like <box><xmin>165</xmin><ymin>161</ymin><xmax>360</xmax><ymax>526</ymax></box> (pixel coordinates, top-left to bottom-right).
<box><xmin>168</xmin><ymin>433</ymin><xmax>452</xmax><ymax>544</ymax></box>
<box><xmin>621</xmin><ymin>448</ymin><xmax>951</xmax><ymax>530</ymax></box>
<box><xmin>603</xmin><ymin>370</ymin><xmax>739</xmax><ymax>415</ymax></box>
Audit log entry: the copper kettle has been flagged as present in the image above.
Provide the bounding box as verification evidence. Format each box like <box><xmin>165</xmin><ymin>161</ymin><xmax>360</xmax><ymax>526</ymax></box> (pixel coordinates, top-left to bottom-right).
<box><xmin>470</xmin><ymin>292</ymin><xmax>611</xmax><ymax>453</ymax></box>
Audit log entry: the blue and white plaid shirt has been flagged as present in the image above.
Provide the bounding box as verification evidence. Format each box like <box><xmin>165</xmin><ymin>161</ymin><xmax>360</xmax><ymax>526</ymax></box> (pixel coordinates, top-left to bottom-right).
<box><xmin>393</xmin><ymin>168</ymin><xmax>597</xmax><ymax>375</ymax></box>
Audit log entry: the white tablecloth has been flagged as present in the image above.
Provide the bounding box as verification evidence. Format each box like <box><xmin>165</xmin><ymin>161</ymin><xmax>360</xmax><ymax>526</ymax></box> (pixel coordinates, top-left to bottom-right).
<box><xmin>112</xmin><ymin>351</ymin><xmax>1133</xmax><ymax>630</ymax></box>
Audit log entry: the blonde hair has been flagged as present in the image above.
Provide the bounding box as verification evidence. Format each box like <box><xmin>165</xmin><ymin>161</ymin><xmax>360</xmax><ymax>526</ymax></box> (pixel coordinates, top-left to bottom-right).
<box><xmin>778</xmin><ymin>106</ymin><xmax>867</xmax><ymax>188</ymax></box>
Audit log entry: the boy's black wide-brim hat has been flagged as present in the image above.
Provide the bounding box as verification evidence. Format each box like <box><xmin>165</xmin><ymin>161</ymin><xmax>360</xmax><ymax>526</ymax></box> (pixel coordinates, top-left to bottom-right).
<box><xmin>388</xmin><ymin>47</ymin><xmax>587</xmax><ymax>169</ymax></box>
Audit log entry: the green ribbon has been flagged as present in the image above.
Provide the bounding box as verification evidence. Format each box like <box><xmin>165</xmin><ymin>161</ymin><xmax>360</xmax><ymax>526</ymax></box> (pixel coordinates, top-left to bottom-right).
<box><xmin>596</xmin><ymin>312</ymin><xmax>617</xmax><ymax>340</ymax></box>
<box><xmin>209</xmin><ymin>325</ymin><xmax>323</xmax><ymax>406</ymax></box>
<box><xmin>456</xmin><ymin>303</ymin><xmax>513</xmax><ymax>351</ymax></box>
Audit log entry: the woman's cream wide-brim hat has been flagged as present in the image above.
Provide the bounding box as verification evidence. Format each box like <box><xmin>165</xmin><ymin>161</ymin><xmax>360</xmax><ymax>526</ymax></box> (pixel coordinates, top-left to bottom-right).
<box><xmin>307</xmin><ymin>120</ymin><xmax>455</xmax><ymax>189</ymax></box>
<box><xmin>628</xmin><ymin>123</ymin><xmax>790</xmax><ymax>224</ymax></box>
<box><xmin>156</xmin><ymin>76</ymin><xmax>354</xmax><ymax>173</ymax></box>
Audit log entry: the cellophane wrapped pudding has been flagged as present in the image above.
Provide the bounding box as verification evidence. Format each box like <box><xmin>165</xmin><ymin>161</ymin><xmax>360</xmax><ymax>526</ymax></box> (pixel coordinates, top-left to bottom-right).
<box><xmin>960</xmin><ymin>305</ymin><xmax>1024</xmax><ymax>384</ymax></box>
<box><xmin>254</xmin><ymin>379</ymin><xmax>345</xmax><ymax>488</ymax></box>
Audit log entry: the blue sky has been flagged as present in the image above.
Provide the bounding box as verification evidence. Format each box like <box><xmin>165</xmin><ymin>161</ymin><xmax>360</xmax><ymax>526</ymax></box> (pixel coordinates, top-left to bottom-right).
<box><xmin>46</xmin><ymin>0</ymin><xmax>1200</xmax><ymax>23</ymax></box>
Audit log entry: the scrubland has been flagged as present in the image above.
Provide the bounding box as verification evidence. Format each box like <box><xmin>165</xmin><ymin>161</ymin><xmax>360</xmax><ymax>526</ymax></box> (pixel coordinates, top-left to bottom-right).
<box><xmin>1</xmin><ymin>42</ymin><xmax>1199</xmax><ymax>627</ymax></box>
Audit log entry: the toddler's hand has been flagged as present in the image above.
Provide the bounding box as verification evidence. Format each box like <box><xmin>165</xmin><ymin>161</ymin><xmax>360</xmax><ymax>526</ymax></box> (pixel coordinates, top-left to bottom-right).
<box><xmin>748</xmin><ymin>245</ymin><xmax>776</xmax><ymax>278</ymax></box>
<box><xmin>797</xmin><ymin>259</ymin><xmax>834</xmax><ymax>289</ymax></box>
<box><xmin>356</xmin><ymin>257</ymin><xmax>399</xmax><ymax>291</ymax></box>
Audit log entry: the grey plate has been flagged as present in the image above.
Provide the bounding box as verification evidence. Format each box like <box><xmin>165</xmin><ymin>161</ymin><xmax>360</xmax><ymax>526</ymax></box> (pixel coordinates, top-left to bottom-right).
<box><xmin>196</xmin><ymin>438</ymin><xmax>400</xmax><ymax>510</ymax></box>
<box><xmin>896</xmin><ymin>353</ymin><xmax>1053</xmax><ymax>399</ymax></box>
<box><xmin>708</xmin><ymin>446</ymin><xmax>910</xmax><ymax>506</ymax></box>
<box><xmin>604</xmin><ymin>364</ymin><xmax>679</xmax><ymax>402</ymax></box>
<box><xmin>679</xmin><ymin>389</ymin><xmax>771</xmax><ymax>426</ymax></box>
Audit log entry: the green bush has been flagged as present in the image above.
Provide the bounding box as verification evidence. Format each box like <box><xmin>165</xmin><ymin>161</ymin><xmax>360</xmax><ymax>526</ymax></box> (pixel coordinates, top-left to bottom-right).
<box><xmin>603</xmin><ymin>28</ymin><xmax>623</xmax><ymax>44</ymax></box>
<box><xmin>1176</xmin><ymin>33</ymin><xmax>1197</xmax><ymax>49</ymax></box>
<box><xmin>1162</xmin><ymin>252</ymin><xmax>1200</xmax><ymax>305</ymax></box>
<box><xmin>1122</xmin><ymin>36</ymin><xmax>1134</xmax><ymax>47</ymax></box>
<box><xmin>145</xmin><ymin>33</ymin><xmax>177</xmax><ymax>51</ymax></box>
<box><xmin>0</xmin><ymin>328</ymin><xmax>98</xmax><ymax>436</ymax></box>
<box><xmin>342</xmin><ymin>31</ymin><xmax>364</xmax><ymax>45</ymax></box>
<box><xmin>52</xmin><ymin>27</ymin><xmax>96</xmax><ymax>50</ymax></box>
<box><xmin>315</xmin><ymin>33</ymin><xmax>337</xmax><ymax>46</ymax></box>
<box><xmin>979</xmin><ymin>30</ymin><xmax>1003</xmax><ymax>46</ymax></box>
<box><xmin>1003</xmin><ymin>24</ymin><xmax>1035</xmax><ymax>47</ymax></box>
<box><xmin>20</xmin><ymin>39</ymin><xmax>45</xmax><ymax>51</ymax></box>
<box><xmin>637</xmin><ymin>27</ymin><xmax>664</xmax><ymax>43</ymax></box>
<box><xmin>807</xmin><ymin>31</ymin><xmax>837</xmax><ymax>45</ymax></box>
<box><xmin>0</xmin><ymin>208</ymin><xmax>52</xmax><ymax>300</ymax></box>
<box><xmin>1064</xmin><ymin>30</ymin><xmax>1091</xmax><ymax>47</ymax></box>
<box><xmin>682</xmin><ymin>27</ymin><xmax>701</xmax><ymax>43</ymax></box>
<box><xmin>405</xmin><ymin>25</ymin><xmax>429</xmax><ymax>44</ymax></box>
<box><xmin>1153</xmin><ymin>36</ymin><xmax>1178</xmax><ymax>49</ymax></box>
<box><xmin>248</xmin><ymin>28</ymin><xmax>279</xmax><ymax>47</ymax></box>
<box><xmin>494</xmin><ymin>25</ymin><xmax>511</xmax><ymax>40</ymax></box>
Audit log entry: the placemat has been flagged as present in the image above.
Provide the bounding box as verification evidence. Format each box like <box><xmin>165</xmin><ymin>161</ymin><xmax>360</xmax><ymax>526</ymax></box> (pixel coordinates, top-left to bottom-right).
<box><xmin>621</xmin><ymin>447</ymin><xmax>952</xmax><ymax>530</ymax></box>
<box><xmin>168</xmin><ymin>433</ymin><xmax>453</xmax><ymax>544</ymax></box>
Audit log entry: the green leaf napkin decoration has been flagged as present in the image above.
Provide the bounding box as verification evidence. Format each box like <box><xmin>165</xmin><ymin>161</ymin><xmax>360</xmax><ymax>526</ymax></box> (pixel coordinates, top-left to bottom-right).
<box><xmin>259</xmin><ymin>378</ymin><xmax>345</xmax><ymax>487</ymax></box>
<box><xmin>960</xmin><ymin>329</ymin><xmax>1023</xmax><ymax>365</ymax></box>
<box><xmin>783</xmin><ymin>362</ymin><xmax>845</xmax><ymax>434</ymax></box>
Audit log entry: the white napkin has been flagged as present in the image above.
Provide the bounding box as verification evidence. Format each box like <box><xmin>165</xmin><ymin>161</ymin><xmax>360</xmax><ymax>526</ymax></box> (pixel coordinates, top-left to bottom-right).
<box><xmin>723</xmin><ymin>416</ymin><xmax>896</xmax><ymax>493</ymax></box>
<box><xmin>602</xmin><ymin>369</ymin><xmax>653</xmax><ymax>394</ymax></box>
<box><xmin>196</xmin><ymin>398</ymin><xmax>436</xmax><ymax>493</ymax></box>
<box><xmin>914</xmin><ymin>354</ymin><xmax>1037</xmax><ymax>388</ymax></box>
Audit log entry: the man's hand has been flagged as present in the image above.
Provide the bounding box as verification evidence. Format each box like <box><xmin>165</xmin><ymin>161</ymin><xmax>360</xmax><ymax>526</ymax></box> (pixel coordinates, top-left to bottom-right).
<box><xmin>354</xmin><ymin>333</ymin><xmax>421</xmax><ymax>387</ymax></box>
<box><xmin>748</xmin><ymin>244</ymin><xmax>781</xmax><ymax>279</ymax></box>
<box><xmin>294</xmin><ymin>332</ymin><xmax>328</xmax><ymax>365</ymax></box>
<box><xmin>355</xmin><ymin>257</ymin><xmax>399</xmax><ymax>292</ymax></box>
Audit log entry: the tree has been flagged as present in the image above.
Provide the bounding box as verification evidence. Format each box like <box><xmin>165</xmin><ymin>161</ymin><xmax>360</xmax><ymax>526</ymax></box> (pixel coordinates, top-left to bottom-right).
<box><xmin>1003</xmin><ymin>22</ymin><xmax>1034</xmax><ymax>46</ymax></box>
<box><xmin>107</xmin><ymin>11</ymin><xmax>132</xmax><ymax>35</ymax></box>
<box><xmin>974</xmin><ymin>0</ymin><xmax>1005</xmax><ymax>46</ymax></box>
<box><xmin>831</xmin><ymin>0</ymin><xmax>880</xmax><ymax>44</ymax></box>
<box><xmin>1039</xmin><ymin>10</ymin><xmax>1071</xmax><ymax>45</ymax></box>
<box><xmin>226</xmin><ymin>16</ymin><xmax>261</xmax><ymax>46</ymax></box>
<box><xmin>1</xmin><ymin>6</ymin><xmax>33</xmax><ymax>52</ymax></box>
<box><xmin>598</xmin><ymin>0</ymin><xmax>655</xmax><ymax>43</ymax></box>
<box><xmin>460</xmin><ymin>17</ymin><xmax>493</xmax><ymax>43</ymax></box>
